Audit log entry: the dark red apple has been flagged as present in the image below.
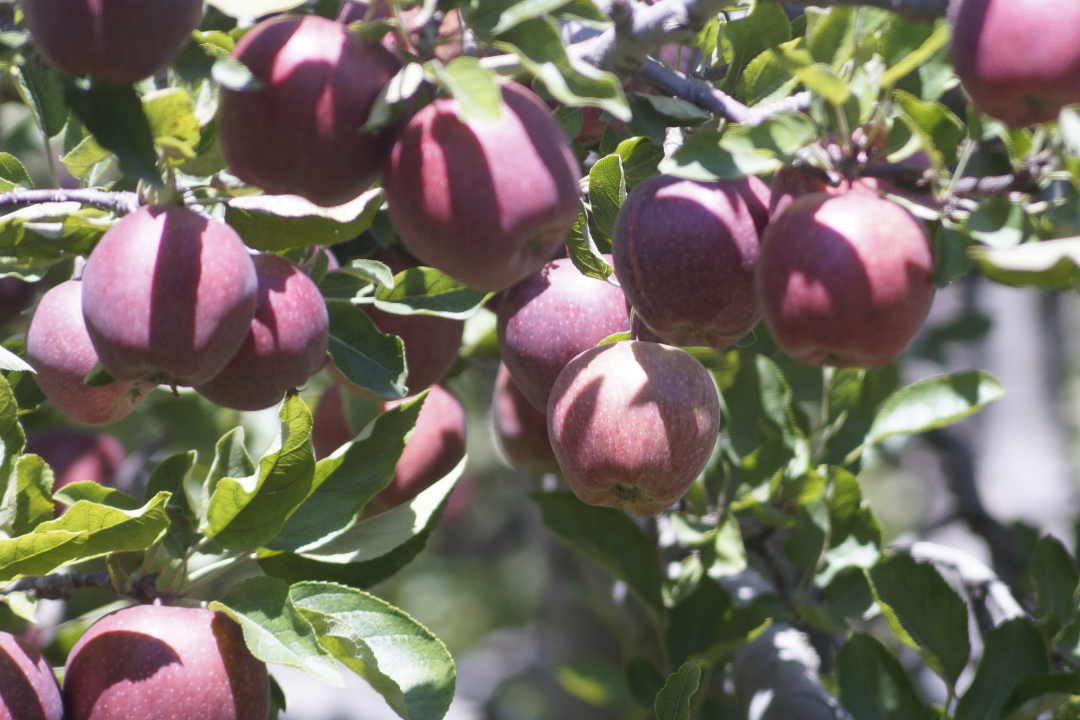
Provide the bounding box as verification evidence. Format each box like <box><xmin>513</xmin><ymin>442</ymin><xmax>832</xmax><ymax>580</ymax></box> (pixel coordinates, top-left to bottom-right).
<box><xmin>0</xmin><ymin>277</ymin><xmax>35</xmax><ymax>327</ymax></box>
<box><xmin>63</xmin><ymin>604</ymin><xmax>269</xmax><ymax>720</ymax></box>
<box><xmin>26</xmin><ymin>281</ymin><xmax>155</xmax><ymax>426</ymax></box>
<box><xmin>195</xmin><ymin>255</ymin><xmax>329</xmax><ymax>411</ymax></box>
<box><xmin>493</xmin><ymin>364</ymin><xmax>559</xmax><ymax>475</ymax></box>
<box><xmin>497</xmin><ymin>256</ymin><xmax>630</xmax><ymax>412</ymax></box>
<box><xmin>312</xmin><ymin>384</ymin><xmax>355</xmax><ymax>461</ymax></box>
<box><xmin>382</xmin><ymin>82</ymin><xmax>582</xmax><ymax>291</ymax></box>
<box><xmin>548</xmin><ymin>341</ymin><xmax>720</xmax><ymax>518</ymax></box>
<box><xmin>21</xmin><ymin>0</ymin><xmax>202</xmax><ymax>84</ymax></box>
<box><xmin>81</xmin><ymin>205</ymin><xmax>258</xmax><ymax>388</ymax></box>
<box><xmin>0</xmin><ymin>631</ymin><xmax>63</xmax><ymax>720</ymax></box>
<box><xmin>756</xmin><ymin>193</ymin><xmax>935</xmax><ymax>367</ymax></box>
<box><xmin>218</xmin><ymin>14</ymin><xmax>402</xmax><ymax>207</ymax></box>
<box><xmin>952</xmin><ymin>0</ymin><xmax>1080</xmax><ymax>125</ymax></box>
<box><xmin>613</xmin><ymin>175</ymin><xmax>770</xmax><ymax>348</ymax></box>
<box><xmin>25</xmin><ymin>429</ymin><xmax>125</xmax><ymax>492</ymax></box>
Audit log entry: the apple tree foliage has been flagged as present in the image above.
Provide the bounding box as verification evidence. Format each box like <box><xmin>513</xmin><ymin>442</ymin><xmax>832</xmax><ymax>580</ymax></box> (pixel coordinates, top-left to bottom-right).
<box><xmin>0</xmin><ymin>0</ymin><xmax>1079</xmax><ymax>719</ymax></box>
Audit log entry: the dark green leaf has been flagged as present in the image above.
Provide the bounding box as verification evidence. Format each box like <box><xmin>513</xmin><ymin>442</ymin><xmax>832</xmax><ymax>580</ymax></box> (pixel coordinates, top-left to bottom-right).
<box><xmin>626</xmin><ymin>657</ymin><xmax>665</xmax><ymax>709</ymax></box>
<box><xmin>870</xmin><ymin>553</ymin><xmax>971</xmax><ymax>687</ymax></box>
<box><xmin>14</xmin><ymin>60</ymin><xmax>67</xmax><ymax>139</ymax></box>
<box><xmin>326</xmin><ymin>302</ymin><xmax>408</xmax><ymax>400</ymax></box>
<box><xmin>665</xmin><ymin>577</ymin><xmax>770</xmax><ymax>667</ymax></box>
<box><xmin>955</xmin><ymin>619</ymin><xmax>1050</xmax><ymax>720</ymax></box>
<box><xmin>144</xmin><ymin>451</ymin><xmax>200</xmax><ymax>558</ymax></box>
<box><xmin>533</xmin><ymin>491</ymin><xmax>664</xmax><ymax>614</ymax></box>
<box><xmin>654</xmin><ymin>662</ymin><xmax>701</xmax><ymax>720</ymax></box>
<box><xmin>838</xmin><ymin>633</ymin><xmax>927</xmax><ymax>720</ymax></box>
<box><xmin>1030</xmin><ymin>535</ymin><xmax>1080</xmax><ymax>623</ymax></box>
<box><xmin>1000</xmin><ymin>673</ymin><xmax>1080</xmax><ymax>720</ymax></box>
<box><xmin>63</xmin><ymin>79</ymin><xmax>160</xmax><ymax>186</ymax></box>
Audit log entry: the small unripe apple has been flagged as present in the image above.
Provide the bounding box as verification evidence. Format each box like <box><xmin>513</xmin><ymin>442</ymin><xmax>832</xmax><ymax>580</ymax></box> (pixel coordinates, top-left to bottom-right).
<box><xmin>20</xmin><ymin>0</ymin><xmax>203</xmax><ymax>84</ymax></box>
<box><xmin>195</xmin><ymin>255</ymin><xmax>329</xmax><ymax>411</ymax></box>
<box><xmin>548</xmin><ymin>341</ymin><xmax>720</xmax><ymax>518</ymax></box>
<box><xmin>25</xmin><ymin>429</ymin><xmax>125</xmax><ymax>492</ymax></box>
<box><xmin>26</xmin><ymin>281</ymin><xmax>154</xmax><ymax>426</ymax></box>
<box><xmin>219</xmin><ymin>14</ymin><xmax>402</xmax><ymax>207</ymax></box>
<box><xmin>756</xmin><ymin>193</ymin><xmax>935</xmax><ymax>367</ymax></box>
<box><xmin>0</xmin><ymin>277</ymin><xmax>35</xmax><ymax>327</ymax></box>
<box><xmin>81</xmin><ymin>205</ymin><xmax>258</xmax><ymax>387</ymax></box>
<box><xmin>383</xmin><ymin>82</ymin><xmax>582</xmax><ymax>291</ymax></box>
<box><xmin>63</xmin><ymin>604</ymin><xmax>269</xmax><ymax>720</ymax></box>
<box><xmin>498</xmin><ymin>257</ymin><xmax>630</xmax><ymax>412</ymax></box>
<box><xmin>952</xmin><ymin>0</ymin><xmax>1080</xmax><ymax>126</ymax></box>
<box><xmin>0</xmin><ymin>631</ymin><xmax>63</xmax><ymax>720</ymax></box>
<box><xmin>493</xmin><ymin>364</ymin><xmax>559</xmax><ymax>475</ymax></box>
<box><xmin>613</xmin><ymin>175</ymin><xmax>769</xmax><ymax>348</ymax></box>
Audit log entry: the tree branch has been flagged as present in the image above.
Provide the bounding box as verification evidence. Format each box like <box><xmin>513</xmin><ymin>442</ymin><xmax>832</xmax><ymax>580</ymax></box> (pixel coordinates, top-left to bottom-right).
<box><xmin>0</xmin><ymin>188</ymin><xmax>141</xmax><ymax>215</ymax></box>
<box><xmin>639</xmin><ymin>57</ymin><xmax>812</xmax><ymax>126</ymax></box>
<box><xmin>2</xmin><ymin>571</ymin><xmax>161</xmax><ymax>603</ymax></box>
<box><xmin>784</xmin><ymin>0</ymin><xmax>947</xmax><ymax>21</ymax></box>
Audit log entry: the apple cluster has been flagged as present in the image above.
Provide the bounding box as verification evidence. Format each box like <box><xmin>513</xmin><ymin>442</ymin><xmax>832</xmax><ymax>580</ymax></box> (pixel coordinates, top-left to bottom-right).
<box><xmin>0</xmin><ymin>604</ymin><xmax>269</xmax><ymax>720</ymax></box>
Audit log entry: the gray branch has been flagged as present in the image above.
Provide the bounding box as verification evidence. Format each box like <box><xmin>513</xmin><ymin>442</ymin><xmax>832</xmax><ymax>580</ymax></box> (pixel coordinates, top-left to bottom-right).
<box><xmin>2</xmin><ymin>571</ymin><xmax>160</xmax><ymax>603</ymax></box>
<box><xmin>0</xmin><ymin>188</ymin><xmax>141</xmax><ymax>214</ymax></box>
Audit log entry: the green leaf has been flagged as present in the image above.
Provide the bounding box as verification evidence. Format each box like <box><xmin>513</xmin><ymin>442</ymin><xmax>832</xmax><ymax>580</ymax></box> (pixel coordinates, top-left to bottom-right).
<box><xmin>290</xmin><ymin>582</ymin><xmax>456</xmax><ymax>720</ymax></box>
<box><xmin>338</xmin><ymin>260</ymin><xmax>395</xmax><ymax>289</ymax></box>
<box><xmin>0</xmin><ymin>203</ymin><xmax>112</xmax><ymax>268</ymax></box>
<box><xmin>970</xmin><ymin>238</ymin><xmax>1080</xmax><ymax>290</ymax></box>
<box><xmin>532</xmin><ymin>491</ymin><xmax>664</xmax><ymax>614</ymax></box>
<box><xmin>771</xmin><ymin>47</ymin><xmax>851</xmax><ymax>106</ymax></box>
<box><xmin>894</xmin><ymin>91</ymin><xmax>964</xmax><ymax>168</ymax></box>
<box><xmin>205</xmin><ymin>396</ymin><xmax>317</xmax><ymax>552</ymax></box>
<box><xmin>52</xmin><ymin>481</ymin><xmax>141</xmax><ymax>510</ymax></box>
<box><xmin>665</xmin><ymin>578</ymin><xmax>769</xmax><ymax>667</ymax></box>
<box><xmin>555</xmin><ymin>658</ymin><xmax>632</xmax><ymax>707</ymax></box>
<box><xmin>14</xmin><ymin>60</ymin><xmax>67</xmax><ymax>139</ymax></box>
<box><xmin>490</xmin><ymin>0</ymin><xmax>576</xmax><ymax>34</ymax></box>
<box><xmin>63</xmin><ymin>79</ymin><xmax>160</xmax><ymax>186</ymax></box>
<box><xmin>432</xmin><ymin>57</ymin><xmax>502</xmax><ymax>122</ymax></box>
<box><xmin>869</xmin><ymin>553</ymin><xmax>971</xmax><ymax>687</ymax></box>
<box><xmin>861</xmin><ymin>371</ymin><xmax>1006</xmax><ymax>453</ymax></box>
<box><xmin>373</xmin><ymin>267</ymin><xmax>491</xmax><ymax>320</ymax></box>
<box><xmin>210</xmin><ymin>576</ymin><xmax>344</xmax><ymax>687</ymax></box>
<box><xmin>259</xmin><ymin>459</ymin><xmax>463</xmax><ymax>588</ymax></box>
<box><xmin>0</xmin><ymin>153</ymin><xmax>33</xmax><ymax>192</ymax></box>
<box><xmin>144</xmin><ymin>451</ymin><xmax>200</xmax><ymax>558</ymax></box>
<box><xmin>31</xmin><ymin>491</ymin><xmax>169</xmax><ymax>561</ymax></box>
<box><xmin>564</xmin><ymin>204</ymin><xmax>615</xmax><ymax>282</ymax></box>
<box><xmin>0</xmin><ymin>530</ymin><xmax>87</xmax><ymax>583</ymax></box>
<box><xmin>721</xmin><ymin>0</ymin><xmax>791</xmax><ymax>94</ymax></box>
<box><xmin>654</xmin><ymin>662</ymin><xmax>701</xmax><ymax>720</ymax></box>
<box><xmin>202</xmin><ymin>427</ymin><xmax>256</xmax><ymax>513</ymax></box>
<box><xmin>1</xmin><ymin>454</ymin><xmax>55</xmax><ymax>537</ymax></box>
<box><xmin>837</xmin><ymin>633</ymin><xmax>927</xmax><ymax>720</ymax></box>
<box><xmin>225</xmin><ymin>189</ymin><xmax>383</xmax><ymax>252</ymax></box>
<box><xmin>955</xmin><ymin>619</ymin><xmax>1050</xmax><ymax>720</ymax></box>
<box><xmin>806</xmin><ymin>7</ymin><xmax>856</xmax><ymax>68</ymax></box>
<box><xmin>211</xmin><ymin>56</ymin><xmax>264</xmax><ymax>92</ymax></box>
<box><xmin>142</xmin><ymin>87</ymin><xmax>201</xmax><ymax>161</ymax></box>
<box><xmin>0</xmin><ymin>346</ymin><xmax>32</xmax><ymax>373</ymax></box>
<box><xmin>268</xmin><ymin>395</ymin><xmax>425</xmax><ymax>553</ymax></box>
<box><xmin>660</xmin><ymin>130</ymin><xmax>781</xmax><ymax>182</ymax></box>
<box><xmin>1001</xmin><ymin>674</ymin><xmax>1080</xmax><ymax>720</ymax></box>
<box><xmin>589</xmin><ymin>153</ymin><xmax>626</xmax><ymax>239</ymax></box>
<box><xmin>327</xmin><ymin>302</ymin><xmax>408</xmax><ymax>400</ymax></box>
<box><xmin>205</xmin><ymin>0</ymin><xmax>307</xmax><ymax>17</ymax></box>
<box><xmin>1030</xmin><ymin>535</ymin><xmax>1080</xmax><ymax>623</ymax></box>
<box><xmin>881</xmin><ymin>23</ymin><xmax>951</xmax><ymax>89</ymax></box>
<box><xmin>60</xmin><ymin>135</ymin><xmax>111</xmax><ymax>180</ymax></box>
<box><xmin>615</xmin><ymin>137</ymin><xmax>663</xmax><ymax>190</ymax></box>
<box><xmin>626</xmin><ymin>657</ymin><xmax>666</xmax><ymax>709</ymax></box>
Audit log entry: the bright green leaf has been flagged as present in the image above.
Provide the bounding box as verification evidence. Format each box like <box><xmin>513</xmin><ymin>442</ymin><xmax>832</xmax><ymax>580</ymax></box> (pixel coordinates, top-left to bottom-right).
<box><xmin>654</xmin><ymin>662</ymin><xmax>701</xmax><ymax>720</ymax></box>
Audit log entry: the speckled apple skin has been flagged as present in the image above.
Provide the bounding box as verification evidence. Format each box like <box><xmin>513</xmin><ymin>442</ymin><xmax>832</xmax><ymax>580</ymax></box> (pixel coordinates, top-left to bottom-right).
<box><xmin>494</xmin><ymin>364</ymin><xmax>560</xmax><ymax>475</ymax></box>
<box><xmin>81</xmin><ymin>206</ymin><xmax>257</xmax><ymax>387</ymax></box>
<box><xmin>63</xmin><ymin>605</ymin><xmax>269</xmax><ymax>720</ymax></box>
<box><xmin>613</xmin><ymin>175</ymin><xmax>769</xmax><ymax>349</ymax></box>
<box><xmin>195</xmin><ymin>255</ymin><xmax>329</xmax><ymax>411</ymax></box>
<box><xmin>382</xmin><ymin>83</ymin><xmax>582</xmax><ymax>291</ymax></box>
<box><xmin>756</xmin><ymin>193</ymin><xmax>935</xmax><ymax>368</ymax></box>
<box><xmin>952</xmin><ymin>0</ymin><xmax>1080</xmax><ymax>126</ymax></box>
<box><xmin>0</xmin><ymin>632</ymin><xmax>63</xmax><ymax>720</ymax></box>
<box><xmin>27</xmin><ymin>282</ymin><xmax>154</xmax><ymax>426</ymax></box>
<box><xmin>21</xmin><ymin>0</ymin><xmax>202</xmax><ymax>84</ymax></box>
<box><xmin>219</xmin><ymin>14</ymin><xmax>401</xmax><ymax>207</ymax></box>
<box><xmin>548</xmin><ymin>341</ymin><xmax>720</xmax><ymax>518</ymax></box>
<box><xmin>498</xmin><ymin>257</ymin><xmax>630</xmax><ymax>412</ymax></box>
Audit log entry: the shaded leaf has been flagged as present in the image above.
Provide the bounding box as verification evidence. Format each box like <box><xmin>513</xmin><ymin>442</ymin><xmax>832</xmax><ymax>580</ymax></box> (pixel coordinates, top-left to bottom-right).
<box><xmin>63</xmin><ymin>79</ymin><xmax>159</xmax><ymax>186</ymax></box>
<box><xmin>838</xmin><ymin>633</ymin><xmax>926</xmax><ymax>720</ymax></box>
<box><xmin>955</xmin><ymin>619</ymin><xmax>1050</xmax><ymax>720</ymax></box>
<box><xmin>327</xmin><ymin>303</ymin><xmax>408</xmax><ymax>400</ymax></box>
<box><xmin>226</xmin><ymin>190</ymin><xmax>383</xmax><ymax>252</ymax></box>
<box><xmin>373</xmin><ymin>267</ymin><xmax>491</xmax><ymax>320</ymax></box>
<box><xmin>654</xmin><ymin>662</ymin><xmax>701</xmax><ymax>720</ymax></box>
<box><xmin>564</xmin><ymin>203</ymin><xmax>614</xmax><ymax>282</ymax></box>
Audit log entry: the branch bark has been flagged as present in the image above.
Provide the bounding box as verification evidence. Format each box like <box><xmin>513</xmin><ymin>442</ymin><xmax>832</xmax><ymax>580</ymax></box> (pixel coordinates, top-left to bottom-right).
<box><xmin>0</xmin><ymin>188</ymin><xmax>141</xmax><ymax>214</ymax></box>
<box><xmin>2</xmin><ymin>571</ymin><xmax>160</xmax><ymax>603</ymax></box>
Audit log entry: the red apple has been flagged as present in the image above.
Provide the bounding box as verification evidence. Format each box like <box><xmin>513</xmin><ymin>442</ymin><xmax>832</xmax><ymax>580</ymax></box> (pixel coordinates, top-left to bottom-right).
<box><xmin>195</xmin><ymin>255</ymin><xmax>329</xmax><ymax>411</ymax></box>
<box><xmin>20</xmin><ymin>0</ymin><xmax>202</xmax><ymax>84</ymax></box>
<box><xmin>0</xmin><ymin>277</ymin><xmax>35</xmax><ymax>327</ymax></box>
<box><xmin>312</xmin><ymin>384</ymin><xmax>356</xmax><ymax>461</ymax></box>
<box><xmin>338</xmin><ymin>1</ymin><xmax>465</xmax><ymax>62</ymax></box>
<box><xmin>0</xmin><ymin>631</ymin><xmax>63</xmax><ymax>720</ymax></box>
<box><xmin>497</xmin><ymin>256</ymin><xmax>630</xmax><ymax>412</ymax></box>
<box><xmin>26</xmin><ymin>281</ymin><xmax>154</xmax><ymax>426</ymax></box>
<box><xmin>613</xmin><ymin>175</ymin><xmax>770</xmax><ymax>348</ymax></box>
<box><xmin>756</xmin><ymin>193</ymin><xmax>935</xmax><ymax>367</ymax></box>
<box><xmin>81</xmin><ymin>205</ymin><xmax>258</xmax><ymax>388</ymax></box>
<box><xmin>548</xmin><ymin>341</ymin><xmax>720</xmax><ymax>518</ymax></box>
<box><xmin>63</xmin><ymin>604</ymin><xmax>269</xmax><ymax>720</ymax></box>
<box><xmin>493</xmin><ymin>364</ymin><xmax>559</xmax><ymax>475</ymax></box>
<box><xmin>382</xmin><ymin>82</ymin><xmax>582</xmax><ymax>291</ymax></box>
<box><xmin>219</xmin><ymin>14</ymin><xmax>402</xmax><ymax>207</ymax></box>
<box><xmin>952</xmin><ymin>0</ymin><xmax>1080</xmax><ymax>126</ymax></box>
<box><xmin>25</xmin><ymin>430</ymin><xmax>125</xmax><ymax>492</ymax></box>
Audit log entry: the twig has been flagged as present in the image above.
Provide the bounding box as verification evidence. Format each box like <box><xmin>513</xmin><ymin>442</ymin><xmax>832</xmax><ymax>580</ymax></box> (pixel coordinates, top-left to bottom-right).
<box><xmin>950</xmin><ymin>171</ymin><xmax>1042</xmax><ymax>197</ymax></box>
<box><xmin>639</xmin><ymin>57</ymin><xmax>812</xmax><ymax>126</ymax></box>
<box><xmin>2</xmin><ymin>571</ymin><xmax>160</xmax><ymax>603</ymax></box>
<box><xmin>0</xmin><ymin>188</ymin><xmax>141</xmax><ymax>214</ymax></box>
